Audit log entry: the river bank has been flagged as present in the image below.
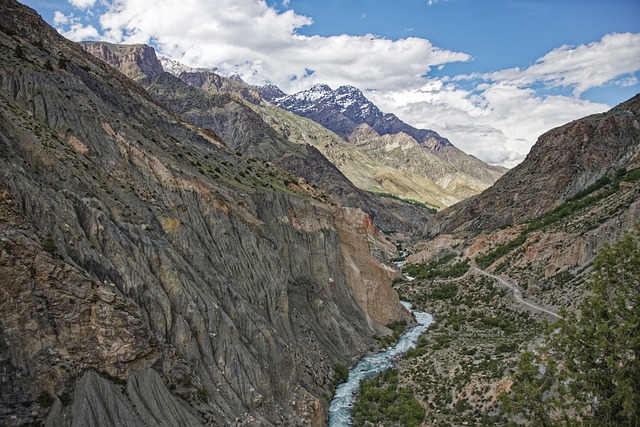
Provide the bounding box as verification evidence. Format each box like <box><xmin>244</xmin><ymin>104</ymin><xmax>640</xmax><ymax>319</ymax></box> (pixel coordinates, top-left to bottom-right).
<box><xmin>328</xmin><ymin>302</ymin><xmax>434</xmax><ymax>426</ymax></box>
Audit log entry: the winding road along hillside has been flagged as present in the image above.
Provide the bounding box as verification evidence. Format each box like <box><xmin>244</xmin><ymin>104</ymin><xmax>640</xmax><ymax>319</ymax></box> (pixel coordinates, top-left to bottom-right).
<box><xmin>470</xmin><ymin>265</ymin><xmax>561</xmax><ymax>320</ymax></box>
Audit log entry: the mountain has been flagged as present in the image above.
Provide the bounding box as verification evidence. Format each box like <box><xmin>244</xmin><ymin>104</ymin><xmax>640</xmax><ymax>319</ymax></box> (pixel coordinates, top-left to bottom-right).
<box><xmin>0</xmin><ymin>1</ymin><xmax>411</xmax><ymax>425</ymax></box>
<box><xmin>82</xmin><ymin>41</ymin><xmax>435</xmax><ymax>233</ymax></box>
<box><xmin>88</xmin><ymin>45</ymin><xmax>501</xmax><ymax>208</ymax></box>
<box><xmin>253</xmin><ymin>102</ymin><xmax>462</xmax><ymax>208</ymax></box>
<box><xmin>413</xmin><ymin>93</ymin><xmax>640</xmax><ymax>292</ymax></box>
<box><xmin>260</xmin><ymin>83</ymin><xmax>506</xmax><ymax>205</ymax></box>
<box><xmin>261</xmin><ymin>83</ymin><xmax>447</xmax><ymax>143</ymax></box>
<box><xmin>432</xmin><ymin>93</ymin><xmax>640</xmax><ymax>234</ymax></box>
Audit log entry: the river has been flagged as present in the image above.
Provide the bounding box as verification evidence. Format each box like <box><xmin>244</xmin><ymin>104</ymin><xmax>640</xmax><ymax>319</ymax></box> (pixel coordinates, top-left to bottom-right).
<box><xmin>328</xmin><ymin>302</ymin><xmax>434</xmax><ymax>426</ymax></box>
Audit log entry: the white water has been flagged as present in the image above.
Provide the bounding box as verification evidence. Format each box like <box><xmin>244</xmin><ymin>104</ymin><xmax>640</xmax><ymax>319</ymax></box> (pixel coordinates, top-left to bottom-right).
<box><xmin>328</xmin><ymin>302</ymin><xmax>434</xmax><ymax>426</ymax></box>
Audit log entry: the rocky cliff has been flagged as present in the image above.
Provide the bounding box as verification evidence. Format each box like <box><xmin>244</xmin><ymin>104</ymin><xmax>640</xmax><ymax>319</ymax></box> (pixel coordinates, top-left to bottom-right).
<box><xmin>0</xmin><ymin>1</ymin><xmax>409</xmax><ymax>425</ymax></box>
<box><xmin>81</xmin><ymin>42</ymin><xmax>164</xmax><ymax>82</ymax></box>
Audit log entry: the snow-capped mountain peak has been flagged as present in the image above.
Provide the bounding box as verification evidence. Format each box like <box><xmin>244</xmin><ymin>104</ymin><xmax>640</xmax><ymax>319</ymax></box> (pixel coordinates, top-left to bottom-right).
<box><xmin>261</xmin><ymin>83</ymin><xmax>382</xmax><ymax>121</ymax></box>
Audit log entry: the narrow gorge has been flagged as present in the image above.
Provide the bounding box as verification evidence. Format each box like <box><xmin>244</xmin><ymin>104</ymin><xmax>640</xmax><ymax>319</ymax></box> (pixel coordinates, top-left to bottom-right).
<box><xmin>1</xmin><ymin>1</ymin><xmax>639</xmax><ymax>426</ymax></box>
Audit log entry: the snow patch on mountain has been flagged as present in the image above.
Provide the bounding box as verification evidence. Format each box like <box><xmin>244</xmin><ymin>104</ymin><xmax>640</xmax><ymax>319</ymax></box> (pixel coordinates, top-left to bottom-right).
<box><xmin>158</xmin><ymin>56</ymin><xmax>204</xmax><ymax>76</ymax></box>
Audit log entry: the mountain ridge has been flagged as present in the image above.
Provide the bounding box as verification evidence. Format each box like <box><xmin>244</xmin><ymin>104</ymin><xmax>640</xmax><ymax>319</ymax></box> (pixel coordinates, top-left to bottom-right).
<box><xmin>259</xmin><ymin>82</ymin><xmax>506</xmax><ymax>204</ymax></box>
<box><xmin>431</xmin><ymin>93</ymin><xmax>640</xmax><ymax>234</ymax></box>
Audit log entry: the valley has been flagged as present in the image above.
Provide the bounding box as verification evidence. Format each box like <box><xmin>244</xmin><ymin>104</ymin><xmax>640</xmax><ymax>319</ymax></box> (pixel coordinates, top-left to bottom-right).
<box><xmin>0</xmin><ymin>0</ymin><xmax>638</xmax><ymax>426</ymax></box>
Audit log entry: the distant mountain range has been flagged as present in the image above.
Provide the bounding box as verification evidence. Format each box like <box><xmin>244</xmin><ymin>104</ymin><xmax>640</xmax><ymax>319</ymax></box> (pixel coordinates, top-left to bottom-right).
<box><xmin>259</xmin><ymin>83</ymin><xmax>506</xmax><ymax>206</ymax></box>
<box><xmin>156</xmin><ymin>54</ymin><xmax>506</xmax><ymax>208</ymax></box>
<box><xmin>260</xmin><ymin>83</ymin><xmax>444</xmax><ymax>143</ymax></box>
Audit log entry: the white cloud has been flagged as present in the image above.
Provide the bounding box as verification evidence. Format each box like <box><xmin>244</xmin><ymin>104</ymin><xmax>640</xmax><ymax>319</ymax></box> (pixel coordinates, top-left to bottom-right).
<box><xmin>489</xmin><ymin>33</ymin><xmax>640</xmax><ymax>95</ymax></box>
<box><xmin>53</xmin><ymin>11</ymin><xmax>71</xmax><ymax>25</ymax></box>
<box><xmin>54</xmin><ymin>11</ymin><xmax>100</xmax><ymax>40</ymax></box>
<box><xmin>68</xmin><ymin>0</ymin><xmax>97</xmax><ymax>9</ymax></box>
<box><xmin>51</xmin><ymin>1</ymin><xmax>639</xmax><ymax>168</ymax></box>
<box><xmin>366</xmin><ymin>33</ymin><xmax>640</xmax><ymax>167</ymax></box>
<box><xmin>427</xmin><ymin>0</ymin><xmax>449</xmax><ymax>6</ymax></box>
<box><xmin>59</xmin><ymin>22</ymin><xmax>101</xmax><ymax>40</ymax></box>
<box><xmin>74</xmin><ymin>0</ymin><xmax>470</xmax><ymax>93</ymax></box>
<box><xmin>368</xmin><ymin>79</ymin><xmax>610</xmax><ymax>168</ymax></box>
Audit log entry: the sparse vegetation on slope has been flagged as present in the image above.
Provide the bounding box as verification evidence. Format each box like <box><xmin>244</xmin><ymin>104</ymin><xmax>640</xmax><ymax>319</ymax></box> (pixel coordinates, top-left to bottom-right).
<box><xmin>367</xmin><ymin>269</ymin><xmax>541</xmax><ymax>426</ymax></box>
<box><xmin>476</xmin><ymin>167</ymin><xmax>640</xmax><ymax>269</ymax></box>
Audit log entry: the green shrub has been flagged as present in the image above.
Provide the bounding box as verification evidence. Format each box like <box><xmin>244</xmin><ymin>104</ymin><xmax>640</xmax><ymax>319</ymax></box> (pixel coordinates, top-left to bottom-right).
<box><xmin>332</xmin><ymin>363</ymin><xmax>349</xmax><ymax>386</ymax></box>
<box><xmin>14</xmin><ymin>45</ymin><xmax>25</xmax><ymax>59</ymax></box>
<box><xmin>36</xmin><ymin>391</ymin><xmax>54</xmax><ymax>407</ymax></box>
<box><xmin>42</xmin><ymin>233</ymin><xmax>56</xmax><ymax>255</ymax></box>
<box><xmin>58</xmin><ymin>57</ymin><xmax>69</xmax><ymax>70</ymax></box>
<box><xmin>352</xmin><ymin>369</ymin><xmax>425</xmax><ymax>427</ymax></box>
<box><xmin>58</xmin><ymin>391</ymin><xmax>71</xmax><ymax>406</ymax></box>
<box><xmin>429</xmin><ymin>283</ymin><xmax>459</xmax><ymax>300</ymax></box>
<box><xmin>195</xmin><ymin>386</ymin><xmax>209</xmax><ymax>403</ymax></box>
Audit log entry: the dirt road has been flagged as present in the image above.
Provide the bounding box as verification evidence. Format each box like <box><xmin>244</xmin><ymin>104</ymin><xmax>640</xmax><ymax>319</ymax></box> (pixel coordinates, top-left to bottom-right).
<box><xmin>470</xmin><ymin>265</ymin><xmax>561</xmax><ymax>320</ymax></box>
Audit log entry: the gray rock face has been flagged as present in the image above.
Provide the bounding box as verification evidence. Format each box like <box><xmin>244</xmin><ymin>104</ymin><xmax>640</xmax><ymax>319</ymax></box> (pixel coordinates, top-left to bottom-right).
<box><xmin>81</xmin><ymin>42</ymin><xmax>164</xmax><ymax>81</ymax></box>
<box><xmin>70</xmin><ymin>371</ymin><xmax>144</xmax><ymax>427</ymax></box>
<box><xmin>0</xmin><ymin>1</ymin><xmax>409</xmax><ymax>425</ymax></box>
<box><xmin>126</xmin><ymin>369</ymin><xmax>204</xmax><ymax>427</ymax></box>
<box><xmin>45</xmin><ymin>369</ymin><xmax>203</xmax><ymax>427</ymax></box>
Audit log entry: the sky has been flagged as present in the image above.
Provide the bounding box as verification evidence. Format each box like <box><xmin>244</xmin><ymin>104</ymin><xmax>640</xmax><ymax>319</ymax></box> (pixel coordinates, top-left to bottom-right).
<box><xmin>19</xmin><ymin>0</ymin><xmax>640</xmax><ymax>168</ymax></box>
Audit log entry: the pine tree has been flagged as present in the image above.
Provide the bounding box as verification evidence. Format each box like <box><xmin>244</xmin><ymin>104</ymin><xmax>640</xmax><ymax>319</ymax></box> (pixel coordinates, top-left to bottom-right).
<box><xmin>500</xmin><ymin>227</ymin><xmax>640</xmax><ymax>426</ymax></box>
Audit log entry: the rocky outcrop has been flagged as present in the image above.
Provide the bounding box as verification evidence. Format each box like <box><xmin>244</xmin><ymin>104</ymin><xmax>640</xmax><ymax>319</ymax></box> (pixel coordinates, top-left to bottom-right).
<box><xmin>0</xmin><ymin>1</ymin><xmax>410</xmax><ymax>425</ymax></box>
<box><xmin>81</xmin><ymin>42</ymin><xmax>164</xmax><ymax>81</ymax></box>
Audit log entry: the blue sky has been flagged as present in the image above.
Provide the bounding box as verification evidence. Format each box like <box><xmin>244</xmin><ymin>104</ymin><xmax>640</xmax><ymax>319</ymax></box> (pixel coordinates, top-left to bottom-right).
<box><xmin>19</xmin><ymin>0</ymin><xmax>640</xmax><ymax>166</ymax></box>
<box><xmin>283</xmin><ymin>0</ymin><xmax>640</xmax><ymax>104</ymax></box>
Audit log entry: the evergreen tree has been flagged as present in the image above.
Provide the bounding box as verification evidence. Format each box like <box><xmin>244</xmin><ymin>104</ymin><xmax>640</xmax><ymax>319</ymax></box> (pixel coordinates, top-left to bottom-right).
<box><xmin>14</xmin><ymin>45</ymin><xmax>25</xmax><ymax>59</ymax></box>
<box><xmin>500</xmin><ymin>227</ymin><xmax>640</xmax><ymax>426</ymax></box>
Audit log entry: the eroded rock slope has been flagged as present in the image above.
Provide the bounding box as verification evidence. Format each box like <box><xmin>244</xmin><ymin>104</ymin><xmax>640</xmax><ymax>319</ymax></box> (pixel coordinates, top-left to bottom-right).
<box><xmin>0</xmin><ymin>1</ymin><xmax>408</xmax><ymax>425</ymax></box>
